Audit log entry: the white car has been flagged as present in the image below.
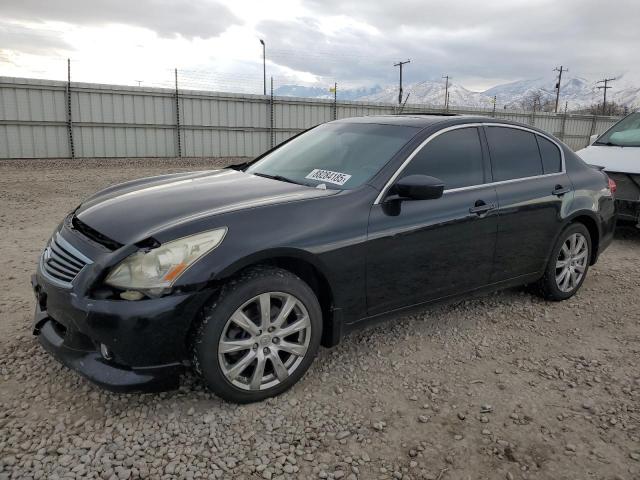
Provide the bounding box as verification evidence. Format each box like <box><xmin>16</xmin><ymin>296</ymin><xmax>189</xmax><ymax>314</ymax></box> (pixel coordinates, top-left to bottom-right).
<box><xmin>576</xmin><ymin>112</ymin><xmax>640</xmax><ymax>227</ymax></box>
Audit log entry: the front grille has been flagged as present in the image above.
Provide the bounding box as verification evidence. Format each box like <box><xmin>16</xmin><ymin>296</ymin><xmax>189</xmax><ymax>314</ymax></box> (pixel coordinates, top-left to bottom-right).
<box><xmin>41</xmin><ymin>233</ymin><xmax>93</xmax><ymax>287</ymax></box>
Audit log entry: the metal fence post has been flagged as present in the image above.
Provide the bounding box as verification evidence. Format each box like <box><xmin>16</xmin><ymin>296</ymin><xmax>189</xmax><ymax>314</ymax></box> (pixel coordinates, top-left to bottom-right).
<box><xmin>174</xmin><ymin>68</ymin><xmax>182</xmax><ymax>158</ymax></box>
<box><xmin>588</xmin><ymin>114</ymin><xmax>598</xmax><ymax>148</ymax></box>
<box><xmin>333</xmin><ymin>82</ymin><xmax>337</xmax><ymax>121</ymax></box>
<box><xmin>65</xmin><ymin>59</ymin><xmax>75</xmax><ymax>159</ymax></box>
<box><xmin>270</xmin><ymin>77</ymin><xmax>274</xmax><ymax>149</ymax></box>
<box><xmin>529</xmin><ymin>101</ymin><xmax>536</xmax><ymax>126</ymax></box>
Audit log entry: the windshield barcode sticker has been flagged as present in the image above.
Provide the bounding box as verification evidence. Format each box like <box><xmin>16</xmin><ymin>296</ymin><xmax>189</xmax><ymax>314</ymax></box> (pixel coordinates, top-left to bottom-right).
<box><xmin>305</xmin><ymin>169</ymin><xmax>352</xmax><ymax>186</ymax></box>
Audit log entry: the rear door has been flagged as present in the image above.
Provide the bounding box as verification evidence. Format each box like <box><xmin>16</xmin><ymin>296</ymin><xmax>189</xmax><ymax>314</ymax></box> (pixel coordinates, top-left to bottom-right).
<box><xmin>366</xmin><ymin>126</ymin><xmax>498</xmax><ymax>315</ymax></box>
<box><xmin>484</xmin><ymin>125</ymin><xmax>571</xmax><ymax>282</ymax></box>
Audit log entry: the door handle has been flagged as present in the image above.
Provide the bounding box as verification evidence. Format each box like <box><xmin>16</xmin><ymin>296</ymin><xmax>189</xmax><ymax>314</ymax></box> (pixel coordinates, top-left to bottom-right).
<box><xmin>469</xmin><ymin>201</ymin><xmax>496</xmax><ymax>215</ymax></box>
<box><xmin>552</xmin><ymin>185</ymin><xmax>571</xmax><ymax>196</ymax></box>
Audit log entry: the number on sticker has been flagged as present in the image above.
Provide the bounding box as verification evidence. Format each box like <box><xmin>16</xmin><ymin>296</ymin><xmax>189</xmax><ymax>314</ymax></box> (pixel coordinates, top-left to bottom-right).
<box><xmin>305</xmin><ymin>169</ymin><xmax>352</xmax><ymax>186</ymax></box>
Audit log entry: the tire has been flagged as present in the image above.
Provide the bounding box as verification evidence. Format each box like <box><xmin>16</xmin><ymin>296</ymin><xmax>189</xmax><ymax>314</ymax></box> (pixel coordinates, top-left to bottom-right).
<box><xmin>191</xmin><ymin>266</ymin><xmax>322</xmax><ymax>403</ymax></box>
<box><xmin>535</xmin><ymin>223</ymin><xmax>592</xmax><ymax>301</ymax></box>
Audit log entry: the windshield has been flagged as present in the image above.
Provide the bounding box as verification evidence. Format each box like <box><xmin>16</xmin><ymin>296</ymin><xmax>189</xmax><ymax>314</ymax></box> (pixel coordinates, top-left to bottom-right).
<box><xmin>595</xmin><ymin>112</ymin><xmax>640</xmax><ymax>147</ymax></box>
<box><xmin>246</xmin><ymin>122</ymin><xmax>420</xmax><ymax>189</ymax></box>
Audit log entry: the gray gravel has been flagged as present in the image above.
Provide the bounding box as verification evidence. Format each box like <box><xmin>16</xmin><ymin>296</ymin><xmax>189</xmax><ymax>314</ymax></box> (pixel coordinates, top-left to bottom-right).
<box><xmin>1</xmin><ymin>157</ymin><xmax>639</xmax><ymax>479</ymax></box>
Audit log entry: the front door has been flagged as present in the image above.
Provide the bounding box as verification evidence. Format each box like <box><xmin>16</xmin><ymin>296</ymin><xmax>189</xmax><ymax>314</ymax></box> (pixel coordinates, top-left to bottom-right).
<box><xmin>365</xmin><ymin>126</ymin><xmax>498</xmax><ymax>316</ymax></box>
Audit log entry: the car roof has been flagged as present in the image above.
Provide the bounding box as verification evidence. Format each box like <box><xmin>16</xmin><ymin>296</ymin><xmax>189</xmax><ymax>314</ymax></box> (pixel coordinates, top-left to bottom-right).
<box><xmin>335</xmin><ymin>114</ymin><xmax>509</xmax><ymax>128</ymax></box>
<box><xmin>334</xmin><ymin>114</ymin><xmax>463</xmax><ymax>128</ymax></box>
<box><xmin>335</xmin><ymin>114</ymin><xmax>555</xmax><ymax>137</ymax></box>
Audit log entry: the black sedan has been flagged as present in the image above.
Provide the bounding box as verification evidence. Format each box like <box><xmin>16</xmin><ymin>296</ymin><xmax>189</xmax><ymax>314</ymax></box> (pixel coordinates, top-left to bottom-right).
<box><xmin>32</xmin><ymin>115</ymin><xmax>617</xmax><ymax>403</ymax></box>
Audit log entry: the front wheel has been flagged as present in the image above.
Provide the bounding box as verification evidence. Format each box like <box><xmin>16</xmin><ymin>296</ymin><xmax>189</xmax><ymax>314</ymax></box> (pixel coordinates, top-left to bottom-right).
<box><xmin>535</xmin><ymin>223</ymin><xmax>592</xmax><ymax>301</ymax></box>
<box><xmin>191</xmin><ymin>266</ymin><xmax>322</xmax><ymax>403</ymax></box>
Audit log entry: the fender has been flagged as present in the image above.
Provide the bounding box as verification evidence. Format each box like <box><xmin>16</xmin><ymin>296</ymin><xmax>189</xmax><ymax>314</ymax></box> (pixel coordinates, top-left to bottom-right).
<box><xmin>545</xmin><ymin>209</ymin><xmax>604</xmax><ymax>266</ymax></box>
<box><xmin>213</xmin><ymin>247</ymin><xmax>336</xmax><ymax>286</ymax></box>
<box><xmin>211</xmin><ymin>247</ymin><xmax>344</xmax><ymax>348</ymax></box>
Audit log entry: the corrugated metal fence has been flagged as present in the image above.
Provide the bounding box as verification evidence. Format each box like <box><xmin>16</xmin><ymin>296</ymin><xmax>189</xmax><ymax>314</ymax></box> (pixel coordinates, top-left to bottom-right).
<box><xmin>0</xmin><ymin>76</ymin><xmax>621</xmax><ymax>159</ymax></box>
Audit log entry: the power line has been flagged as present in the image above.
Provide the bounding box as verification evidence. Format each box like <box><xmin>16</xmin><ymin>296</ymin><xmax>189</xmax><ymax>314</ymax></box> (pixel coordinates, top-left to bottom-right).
<box><xmin>394</xmin><ymin>60</ymin><xmax>410</xmax><ymax>105</ymax></box>
<box><xmin>553</xmin><ymin>66</ymin><xmax>567</xmax><ymax>113</ymax></box>
<box><xmin>596</xmin><ymin>77</ymin><xmax>615</xmax><ymax>115</ymax></box>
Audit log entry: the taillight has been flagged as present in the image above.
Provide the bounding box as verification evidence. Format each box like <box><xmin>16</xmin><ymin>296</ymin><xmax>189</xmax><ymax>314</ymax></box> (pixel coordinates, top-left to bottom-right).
<box><xmin>607</xmin><ymin>177</ymin><xmax>617</xmax><ymax>194</ymax></box>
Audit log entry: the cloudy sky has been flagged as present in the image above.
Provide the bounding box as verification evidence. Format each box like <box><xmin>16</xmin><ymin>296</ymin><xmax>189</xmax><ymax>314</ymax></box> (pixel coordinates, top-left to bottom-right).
<box><xmin>1</xmin><ymin>0</ymin><xmax>639</xmax><ymax>92</ymax></box>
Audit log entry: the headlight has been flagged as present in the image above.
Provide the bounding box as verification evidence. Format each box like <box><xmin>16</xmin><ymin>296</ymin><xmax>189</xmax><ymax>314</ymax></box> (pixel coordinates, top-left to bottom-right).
<box><xmin>105</xmin><ymin>228</ymin><xmax>227</xmax><ymax>291</ymax></box>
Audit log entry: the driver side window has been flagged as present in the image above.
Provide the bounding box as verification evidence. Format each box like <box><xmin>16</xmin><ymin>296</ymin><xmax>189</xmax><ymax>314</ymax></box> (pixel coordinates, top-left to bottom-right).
<box><xmin>402</xmin><ymin>127</ymin><xmax>485</xmax><ymax>190</ymax></box>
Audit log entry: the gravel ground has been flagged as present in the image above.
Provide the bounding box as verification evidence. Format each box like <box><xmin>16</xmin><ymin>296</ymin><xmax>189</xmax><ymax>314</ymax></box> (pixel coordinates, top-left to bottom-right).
<box><xmin>1</xmin><ymin>158</ymin><xmax>639</xmax><ymax>480</ymax></box>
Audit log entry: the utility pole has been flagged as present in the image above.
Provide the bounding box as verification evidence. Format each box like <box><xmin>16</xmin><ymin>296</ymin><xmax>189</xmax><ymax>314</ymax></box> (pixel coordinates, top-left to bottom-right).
<box><xmin>399</xmin><ymin>93</ymin><xmax>410</xmax><ymax>114</ymax></box>
<box><xmin>597</xmin><ymin>77</ymin><xmax>615</xmax><ymax>115</ymax></box>
<box><xmin>553</xmin><ymin>66</ymin><xmax>567</xmax><ymax>113</ymax></box>
<box><xmin>260</xmin><ymin>39</ymin><xmax>266</xmax><ymax>96</ymax></box>
<box><xmin>559</xmin><ymin>101</ymin><xmax>568</xmax><ymax>141</ymax></box>
<box><xmin>442</xmin><ymin>75</ymin><xmax>451</xmax><ymax>109</ymax></box>
<box><xmin>394</xmin><ymin>60</ymin><xmax>410</xmax><ymax>105</ymax></box>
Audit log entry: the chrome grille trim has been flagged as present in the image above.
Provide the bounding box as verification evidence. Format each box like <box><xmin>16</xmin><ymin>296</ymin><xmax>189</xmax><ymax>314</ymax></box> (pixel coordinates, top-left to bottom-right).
<box><xmin>41</xmin><ymin>232</ymin><xmax>93</xmax><ymax>288</ymax></box>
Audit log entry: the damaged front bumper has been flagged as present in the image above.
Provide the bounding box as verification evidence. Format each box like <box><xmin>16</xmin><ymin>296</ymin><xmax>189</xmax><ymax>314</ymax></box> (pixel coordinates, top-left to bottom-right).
<box><xmin>31</xmin><ymin>272</ymin><xmax>210</xmax><ymax>393</ymax></box>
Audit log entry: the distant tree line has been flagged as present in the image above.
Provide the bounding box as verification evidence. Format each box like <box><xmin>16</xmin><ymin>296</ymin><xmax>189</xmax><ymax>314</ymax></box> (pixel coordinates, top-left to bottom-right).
<box><xmin>572</xmin><ymin>102</ymin><xmax>629</xmax><ymax>116</ymax></box>
<box><xmin>516</xmin><ymin>88</ymin><xmax>632</xmax><ymax>115</ymax></box>
<box><xmin>519</xmin><ymin>90</ymin><xmax>557</xmax><ymax>112</ymax></box>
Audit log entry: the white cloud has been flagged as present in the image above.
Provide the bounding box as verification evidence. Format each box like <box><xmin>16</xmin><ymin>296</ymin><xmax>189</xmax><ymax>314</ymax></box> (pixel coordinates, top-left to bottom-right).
<box><xmin>0</xmin><ymin>0</ymin><xmax>638</xmax><ymax>92</ymax></box>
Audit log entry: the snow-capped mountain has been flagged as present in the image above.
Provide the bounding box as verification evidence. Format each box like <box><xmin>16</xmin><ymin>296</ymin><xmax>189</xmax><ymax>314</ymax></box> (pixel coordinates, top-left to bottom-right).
<box><xmin>359</xmin><ymin>81</ymin><xmax>493</xmax><ymax>108</ymax></box>
<box><xmin>273</xmin><ymin>76</ymin><xmax>640</xmax><ymax>111</ymax></box>
<box><xmin>482</xmin><ymin>77</ymin><xmax>603</xmax><ymax>110</ymax></box>
<box><xmin>484</xmin><ymin>76</ymin><xmax>640</xmax><ymax>111</ymax></box>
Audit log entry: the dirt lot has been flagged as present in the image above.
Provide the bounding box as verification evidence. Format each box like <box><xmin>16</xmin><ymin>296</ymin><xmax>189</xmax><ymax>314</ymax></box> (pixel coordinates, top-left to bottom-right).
<box><xmin>1</xmin><ymin>158</ymin><xmax>639</xmax><ymax>480</ymax></box>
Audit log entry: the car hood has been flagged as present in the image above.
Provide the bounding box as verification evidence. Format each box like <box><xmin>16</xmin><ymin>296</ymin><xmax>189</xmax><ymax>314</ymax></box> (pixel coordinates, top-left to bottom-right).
<box><xmin>575</xmin><ymin>145</ymin><xmax>640</xmax><ymax>174</ymax></box>
<box><xmin>75</xmin><ymin>169</ymin><xmax>337</xmax><ymax>244</ymax></box>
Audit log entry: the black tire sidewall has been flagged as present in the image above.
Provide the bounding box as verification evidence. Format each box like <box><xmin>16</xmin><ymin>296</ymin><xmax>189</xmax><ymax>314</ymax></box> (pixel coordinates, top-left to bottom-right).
<box><xmin>542</xmin><ymin>223</ymin><xmax>592</xmax><ymax>301</ymax></box>
<box><xmin>193</xmin><ymin>267</ymin><xmax>322</xmax><ymax>403</ymax></box>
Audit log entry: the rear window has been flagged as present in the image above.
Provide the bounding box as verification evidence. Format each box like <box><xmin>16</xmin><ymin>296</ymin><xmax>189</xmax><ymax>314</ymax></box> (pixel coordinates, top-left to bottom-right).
<box><xmin>536</xmin><ymin>135</ymin><xmax>562</xmax><ymax>174</ymax></box>
<box><xmin>486</xmin><ymin>127</ymin><xmax>543</xmax><ymax>181</ymax></box>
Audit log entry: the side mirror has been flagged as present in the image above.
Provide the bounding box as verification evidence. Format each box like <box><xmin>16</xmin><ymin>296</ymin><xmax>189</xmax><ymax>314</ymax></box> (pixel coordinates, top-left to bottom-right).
<box><xmin>590</xmin><ymin>134</ymin><xmax>598</xmax><ymax>145</ymax></box>
<box><xmin>391</xmin><ymin>175</ymin><xmax>445</xmax><ymax>201</ymax></box>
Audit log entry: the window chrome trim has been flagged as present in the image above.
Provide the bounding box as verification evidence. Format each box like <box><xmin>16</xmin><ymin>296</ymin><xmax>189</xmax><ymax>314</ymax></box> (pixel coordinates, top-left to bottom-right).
<box><xmin>442</xmin><ymin>172</ymin><xmax>565</xmax><ymax>194</ymax></box>
<box><xmin>373</xmin><ymin>122</ymin><xmax>566</xmax><ymax>204</ymax></box>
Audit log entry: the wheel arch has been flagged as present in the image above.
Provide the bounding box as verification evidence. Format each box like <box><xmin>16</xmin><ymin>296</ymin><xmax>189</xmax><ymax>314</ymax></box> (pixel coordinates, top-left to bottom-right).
<box><xmin>213</xmin><ymin>248</ymin><xmax>339</xmax><ymax>348</ymax></box>
<box><xmin>565</xmin><ymin>212</ymin><xmax>601</xmax><ymax>265</ymax></box>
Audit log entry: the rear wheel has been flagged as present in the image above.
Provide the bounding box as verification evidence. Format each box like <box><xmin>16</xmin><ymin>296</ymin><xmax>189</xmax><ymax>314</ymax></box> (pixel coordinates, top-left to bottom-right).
<box><xmin>535</xmin><ymin>223</ymin><xmax>592</xmax><ymax>301</ymax></box>
<box><xmin>191</xmin><ymin>267</ymin><xmax>322</xmax><ymax>403</ymax></box>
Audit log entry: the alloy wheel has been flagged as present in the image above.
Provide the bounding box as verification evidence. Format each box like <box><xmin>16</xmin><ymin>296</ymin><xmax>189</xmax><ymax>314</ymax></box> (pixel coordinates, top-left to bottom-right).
<box><xmin>555</xmin><ymin>232</ymin><xmax>589</xmax><ymax>293</ymax></box>
<box><xmin>218</xmin><ymin>292</ymin><xmax>311</xmax><ymax>391</ymax></box>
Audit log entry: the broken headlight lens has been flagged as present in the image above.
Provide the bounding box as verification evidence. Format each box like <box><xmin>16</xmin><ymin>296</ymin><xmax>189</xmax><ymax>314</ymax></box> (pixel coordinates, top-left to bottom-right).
<box><xmin>105</xmin><ymin>228</ymin><xmax>227</xmax><ymax>291</ymax></box>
